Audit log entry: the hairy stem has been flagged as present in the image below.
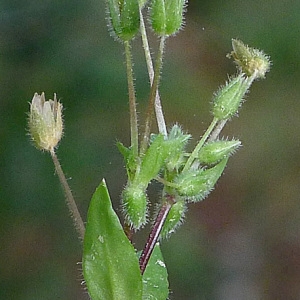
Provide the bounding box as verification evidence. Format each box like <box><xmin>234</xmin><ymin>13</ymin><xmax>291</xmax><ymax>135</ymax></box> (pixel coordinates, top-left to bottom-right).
<box><xmin>207</xmin><ymin>119</ymin><xmax>227</xmax><ymax>142</ymax></box>
<box><xmin>139</xmin><ymin>9</ymin><xmax>167</xmax><ymax>137</ymax></box>
<box><xmin>183</xmin><ymin>117</ymin><xmax>219</xmax><ymax>172</ymax></box>
<box><xmin>50</xmin><ymin>149</ymin><xmax>85</xmax><ymax>241</ymax></box>
<box><xmin>124</xmin><ymin>40</ymin><xmax>139</xmax><ymax>158</ymax></box>
<box><xmin>139</xmin><ymin>196</ymin><xmax>174</xmax><ymax>274</ymax></box>
<box><xmin>140</xmin><ymin>35</ymin><xmax>166</xmax><ymax>156</ymax></box>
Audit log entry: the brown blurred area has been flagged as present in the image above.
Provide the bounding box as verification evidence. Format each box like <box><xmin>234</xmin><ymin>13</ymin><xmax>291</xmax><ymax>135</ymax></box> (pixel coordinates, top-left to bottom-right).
<box><xmin>1</xmin><ymin>0</ymin><xmax>300</xmax><ymax>299</ymax></box>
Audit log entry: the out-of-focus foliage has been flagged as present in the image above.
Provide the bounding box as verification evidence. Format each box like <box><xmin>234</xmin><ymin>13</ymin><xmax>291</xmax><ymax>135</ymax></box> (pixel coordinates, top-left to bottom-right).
<box><xmin>1</xmin><ymin>0</ymin><xmax>300</xmax><ymax>299</ymax></box>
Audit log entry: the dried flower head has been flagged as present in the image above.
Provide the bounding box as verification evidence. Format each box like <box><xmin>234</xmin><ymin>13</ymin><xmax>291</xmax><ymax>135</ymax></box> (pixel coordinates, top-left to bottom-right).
<box><xmin>28</xmin><ymin>92</ymin><xmax>63</xmax><ymax>151</ymax></box>
<box><xmin>229</xmin><ymin>39</ymin><xmax>271</xmax><ymax>80</ymax></box>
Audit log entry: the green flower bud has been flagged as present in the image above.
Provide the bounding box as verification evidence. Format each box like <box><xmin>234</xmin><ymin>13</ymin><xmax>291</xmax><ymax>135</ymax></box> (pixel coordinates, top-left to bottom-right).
<box><xmin>175</xmin><ymin>158</ymin><xmax>228</xmax><ymax>202</ymax></box>
<box><xmin>28</xmin><ymin>92</ymin><xmax>63</xmax><ymax>152</ymax></box>
<box><xmin>212</xmin><ymin>73</ymin><xmax>249</xmax><ymax>120</ymax></box>
<box><xmin>122</xmin><ymin>184</ymin><xmax>148</xmax><ymax>229</ymax></box>
<box><xmin>106</xmin><ymin>0</ymin><xmax>140</xmax><ymax>41</ymax></box>
<box><xmin>117</xmin><ymin>141</ymin><xmax>137</xmax><ymax>180</ymax></box>
<box><xmin>150</xmin><ymin>0</ymin><xmax>186</xmax><ymax>36</ymax></box>
<box><xmin>136</xmin><ymin>134</ymin><xmax>169</xmax><ymax>186</ymax></box>
<box><xmin>230</xmin><ymin>39</ymin><xmax>271</xmax><ymax>80</ymax></box>
<box><xmin>165</xmin><ymin>124</ymin><xmax>190</xmax><ymax>171</ymax></box>
<box><xmin>199</xmin><ymin>139</ymin><xmax>241</xmax><ymax>165</ymax></box>
<box><xmin>160</xmin><ymin>200</ymin><xmax>186</xmax><ymax>239</ymax></box>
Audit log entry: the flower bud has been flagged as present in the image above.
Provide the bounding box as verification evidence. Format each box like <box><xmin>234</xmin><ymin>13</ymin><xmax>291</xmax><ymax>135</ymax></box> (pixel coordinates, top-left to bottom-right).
<box><xmin>160</xmin><ymin>200</ymin><xmax>186</xmax><ymax>239</ymax></box>
<box><xmin>212</xmin><ymin>73</ymin><xmax>249</xmax><ymax>120</ymax></box>
<box><xmin>199</xmin><ymin>139</ymin><xmax>241</xmax><ymax>165</ymax></box>
<box><xmin>106</xmin><ymin>0</ymin><xmax>140</xmax><ymax>41</ymax></box>
<box><xmin>150</xmin><ymin>0</ymin><xmax>186</xmax><ymax>36</ymax></box>
<box><xmin>165</xmin><ymin>124</ymin><xmax>190</xmax><ymax>171</ymax></box>
<box><xmin>175</xmin><ymin>158</ymin><xmax>228</xmax><ymax>202</ymax></box>
<box><xmin>136</xmin><ymin>134</ymin><xmax>169</xmax><ymax>186</ymax></box>
<box><xmin>230</xmin><ymin>39</ymin><xmax>271</xmax><ymax>80</ymax></box>
<box><xmin>28</xmin><ymin>92</ymin><xmax>63</xmax><ymax>151</ymax></box>
<box><xmin>122</xmin><ymin>184</ymin><xmax>148</xmax><ymax>229</ymax></box>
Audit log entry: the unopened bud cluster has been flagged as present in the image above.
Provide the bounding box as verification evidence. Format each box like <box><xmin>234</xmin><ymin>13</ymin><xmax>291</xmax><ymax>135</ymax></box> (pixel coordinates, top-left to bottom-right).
<box><xmin>106</xmin><ymin>0</ymin><xmax>187</xmax><ymax>40</ymax></box>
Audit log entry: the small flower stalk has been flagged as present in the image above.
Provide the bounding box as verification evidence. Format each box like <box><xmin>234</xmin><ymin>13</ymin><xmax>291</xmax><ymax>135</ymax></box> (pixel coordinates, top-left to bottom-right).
<box><xmin>28</xmin><ymin>92</ymin><xmax>63</xmax><ymax>152</ymax></box>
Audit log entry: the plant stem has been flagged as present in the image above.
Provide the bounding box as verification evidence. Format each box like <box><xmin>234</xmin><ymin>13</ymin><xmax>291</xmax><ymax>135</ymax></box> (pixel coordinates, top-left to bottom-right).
<box><xmin>139</xmin><ymin>195</ymin><xmax>174</xmax><ymax>274</ymax></box>
<box><xmin>139</xmin><ymin>9</ymin><xmax>167</xmax><ymax>137</ymax></box>
<box><xmin>207</xmin><ymin>119</ymin><xmax>227</xmax><ymax>142</ymax></box>
<box><xmin>50</xmin><ymin>149</ymin><xmax>85</xmax><ymax>241</ymax></box>
<box><xmin>124</xmin><ymin>40</ymin><xmax>139</xmax><ymax>158</ymax></box>
<box><xmin>183</xmin><ymin>117</ymin><xmax>219</xmax><ymax>172</ymax></box>
<box><xmin>140</xmin><ymin>35</ymin><xmax>166</xmax><ymax>156</ymax></box>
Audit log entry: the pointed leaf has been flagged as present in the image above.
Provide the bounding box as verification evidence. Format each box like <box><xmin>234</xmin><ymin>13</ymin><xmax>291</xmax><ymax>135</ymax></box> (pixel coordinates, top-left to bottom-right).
<box><xmin>83</xmin><ymin>179</ymin><xmax>142</xmax><ymax>300</ymax></box>
<box><xmin>142</xmin><ymin>243</ymin><xmax>169</xmax><ymax>300</ymax></box>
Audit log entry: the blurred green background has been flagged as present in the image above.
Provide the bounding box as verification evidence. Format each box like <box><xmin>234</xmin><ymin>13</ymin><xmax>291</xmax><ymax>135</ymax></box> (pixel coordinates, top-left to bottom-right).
<box><xmin>1</xmin><ymin>0</ymin><xmax>300</xmax><ymax>299</ymax></box>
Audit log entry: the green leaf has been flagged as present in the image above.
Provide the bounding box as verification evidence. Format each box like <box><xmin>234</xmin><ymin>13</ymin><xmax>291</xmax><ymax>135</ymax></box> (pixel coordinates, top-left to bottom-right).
<box><xmin>83</xmin><ymin>179</ymin><xmax>143</xmax><ymax>300</ymax></box>
<box><xmin>142</xmin><ymin>244</ymin><xmax>169</xmax><ymax>300</ymax></box>
<box><xmin>116</xmin><ymin>141</ymin><xmax>136</xmax><ymax>180</ymax></box>
<box><xmin>137</xmin><ymin>134</ymin><xmax>168</xmax><ymax>186</ymax></box>
<box><xmin>175</xmin><ymin>157</ymin><xmax>229</xmax><ymax>202</ymax></box>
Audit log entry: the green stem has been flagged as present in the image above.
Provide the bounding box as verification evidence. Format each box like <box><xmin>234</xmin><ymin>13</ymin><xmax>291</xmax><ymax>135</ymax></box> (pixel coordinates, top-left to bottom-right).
<box><xmin>139</xmin><ymin>8</ymin><xmax>167</xmax><ymax>137</ymax></box>
<box><xmin>140</xmin><ymin>35</ymin><xmax>166</xmax><ymax>156</ymax></box>
<box><xmin>124</xmin><ymin>40</ymin><xmax>139</xmax><ymax>158</ymax></box>
<box><xmin>207</xmin><ymin>119</ymin><xmax>227</xmax><ymax>142</ymax></box>
<box><xmin>183</xmin><ymin>117</ymin><xmax>219</xmax><ymax>172</ymax></box>
<box><xmin>50</xmin><ymin>149</ymin><xmax>85</xmax><ymax>241</ymax></box>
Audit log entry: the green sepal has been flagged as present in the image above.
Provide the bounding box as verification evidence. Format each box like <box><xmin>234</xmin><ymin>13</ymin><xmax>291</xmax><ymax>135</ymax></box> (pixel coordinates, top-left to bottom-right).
<box><xmin>150</xmin><ymin>0</ymin><xmax>186</xmax><ymax>36</ymax></box>
<box><xmin>198</xmin><ymin>139</ymin><xmax>241</xmax><ymax>165</ymax></box>
<box><xmin>160</xmin><ymin>200</ymin><xmax>187</xmax><ymax>239</ymax></box>
<box><xmin>136</xmin><ymin>134</ymin><xmax>169</xmax><ymax>186</ymax></box>
<box><xmin>175</xmin><ymin>158</ymin><xmax>228</xmax><ymax>201</ymax></box>
<box><xmin>165</xmin><ymin>124</ymin><xmax>191</xmax><ymax>171</ymax></box>
<box><xmin>122</xmin><ymin>184</ymin><xmax>148</xmax><ymax>229</ymax></box>
<box><xmin>106</xmin><ymin>0</ymin><xmax>140</xmax><ymax>41</ymax></box>
<box><xmin>83</xmin><ymin>179</ymin><xmax>143</xmax><ymax>300</ymax></box>
<box><xmin>212</xmin><ymin>74</ymin><xmax>249</xmax><ymax>120</ymax></box>
<box><xmin>117</xmin><ymin>141</ymin><xmax>136</xmax><ymax>180</ymax></box>
<box><xmin>142</xmin><ymin>243</ymin><xmax>169</xmax><ymax>300</ymax></box>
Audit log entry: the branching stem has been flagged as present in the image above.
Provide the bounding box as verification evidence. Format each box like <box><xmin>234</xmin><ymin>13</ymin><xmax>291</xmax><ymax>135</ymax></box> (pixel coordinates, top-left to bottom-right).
<box><xmin>183</xmin><ymin>117</ymin><xmax>219</xmax><ymax>172</ymax></box>
<box><xmin>139</xmin><ymin>9</ymin><xmax>167</xmax><ymax>137</ymax></box>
